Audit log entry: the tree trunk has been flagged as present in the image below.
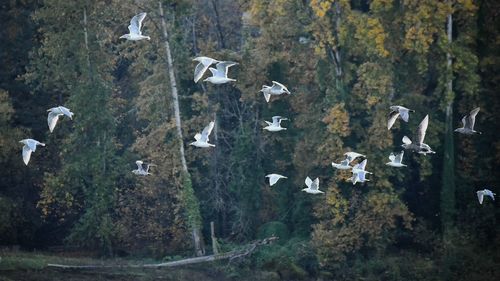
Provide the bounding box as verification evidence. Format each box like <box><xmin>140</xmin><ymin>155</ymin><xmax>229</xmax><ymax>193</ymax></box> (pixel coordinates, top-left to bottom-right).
<box><xmin>440</xmin><ymin>11</ymin><xmax>456</xmax><ymax>280</ymax></box>
<box><xmin>158</xmin><ymin>1</ymin><xmax>205</xmax><ymax>257</ymax></box>
<box><xmin>441</xmin><ymin>12</ymin><xmax>456</xmax><ymax>235</ymax></box>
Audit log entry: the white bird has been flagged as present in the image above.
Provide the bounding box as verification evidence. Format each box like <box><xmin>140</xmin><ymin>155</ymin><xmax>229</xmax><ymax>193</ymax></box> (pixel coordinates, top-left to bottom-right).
<box><xmin>120</xmin><ymin>13</ymin><xmax>150</xmax><ymax>41</ymax></box>
<box><xmin>302</xmin><ymin>176</ymin><xmax>323</xmax><ymax>194</ymax></box>
<box><xmin>265</xmin><ymin>174</ymin><xmax>287</xmax><ymax>186</ymax></box>
<box><xmin>193</xmin><ymin>56</ymin><xmax>219</xmax><ymax>83</ymax></box>
<box><xmin>476</xmin><ymin>189</ymin><xmax>495</xmax><ymax>204</ymax></box>
<box><xmin>350</xmin><ymin>159</ymin><xmax>372</xmax><ymax>185</ymax></box>
<box><xmin>386</xmin><ymin>151</ymin><xmax>407</xmax><ymax>167</ymax></box>
<box><xmin>47</xmin><ymin>106</ymin><xmax>74</xmax><ymax>133</ymax></box>
<box><xmin>260</xmin><ymin>81</ymin><xmax>291</xmax><ymax>103</ymax></box>
<box><xmin>388</xmin><ymin>106</ymin><xmax>414</xmax><ymax>130</ymax></box>
<box><xmin>190</xmin><ymin>121</ymin><xmax>215</xmax><ymax>148</ymax></box>
<box><xmin>332</xmin><ymin>152</ymin><xmax>363</xmax><ymax>170</ymax></box>
<box><xmin>132</xmin><ymin>160</ymin><xmax>155</xmax><ymax>176</ymax></box>
<box><xmin>401</xmin><ymin>115</ymin><xmax>435</xmax><ymax>155</ymax></box>
<box><xmin>263</xmin><ymin>116</ymin><xmax>288</xmax><ymax>132</ymax></box>
<box><xmin>203</xmin><ymin>61</ymin><xmax>238</xmax><ymax>84</ymax></box>
<box><xmin>19</xmin><ymin>139</ymin><xmax>45</xmax><ymax>165</ymax></box>
<box><xmin>455</xmin><ymin>107</ymin><xmax>481</xmax><ymax>135</ymax></box>
<box><xmin>349</xmin><ymin>171</ymin><xmax>370</xmax><ymax>185</ymax></box>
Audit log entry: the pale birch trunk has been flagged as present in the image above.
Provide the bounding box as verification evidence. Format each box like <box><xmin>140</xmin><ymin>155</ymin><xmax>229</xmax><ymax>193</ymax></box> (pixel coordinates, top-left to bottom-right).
<box><xmin>158</xmin><ymin>1</ymin><xmax>205</xmax><ymax>257</ymax></box>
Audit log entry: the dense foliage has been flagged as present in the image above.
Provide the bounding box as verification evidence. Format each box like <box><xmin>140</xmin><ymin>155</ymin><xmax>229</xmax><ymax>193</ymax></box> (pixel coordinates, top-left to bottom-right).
<box><xmin>0</xmin><ymin>0</ymin><xmax>498</xmax><ymax>280</ymax></box>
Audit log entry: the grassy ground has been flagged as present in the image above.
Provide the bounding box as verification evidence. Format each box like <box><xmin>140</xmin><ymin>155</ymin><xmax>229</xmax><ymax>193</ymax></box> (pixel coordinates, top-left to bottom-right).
<box><xmin>0</xmin><ymin>251</ymin><xmax>235</xmax><ymax>281</ymax></box>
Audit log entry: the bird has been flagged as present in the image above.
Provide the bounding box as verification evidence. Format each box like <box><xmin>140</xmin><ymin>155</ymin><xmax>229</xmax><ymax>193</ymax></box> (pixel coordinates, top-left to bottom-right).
<box><xmin>265</xmin><ymin>174</ymin><xmax>287</xmax><ymax>186</ymax></box>
<box><xmin>455</xmin><ymin>107</ymin><xmax>481</xmax><ymax>135</ymax></box>
<box><xmin>476</xmin><ymin>189</ymin><xmax>495</xmax><ymax>204</ymax></box>
<box><xmin>349</xmin><ymin>159</ymin><xmax>372</xmax><ymax>185</ymax></box>
<box><xmin>260</xmin><ymin>81</ymin><xmax>290</xmax><ymax>103</ymax></box>
<box><xmin>388</xmin><ymin>106</ymin><xmax>414</xmax><ymax>130</ymax></box>
<box><xmin>332</xmin><ymin>151</ymin><xmax>364</xmax><ymax>170</ymax></box>
<box><xmin>19</xmin><ymin>139</ymin><xmax>45</xmax><ymax>165</ymax></box>
<box><xmin>386</xmin><ymin>151</ymin><xmax>407</xmax><ymax>167</ymax></box>
<box><xmin>47</xmin><ymin>106</ymin><xmax>74</xmax><ymax>133</ymax></box>
<box><xmin>120</xmin><ymin>12</ymin><xmax>150</xmax><ymax>41</ymax></box>
<box><xmin>203</xmin><ymin>61</ymin><xmax>238</xmax><ymax>84</ymax></box>
<box><xmin>302</xmin><ymin>176</ymin><xmax>323</xmax><ymax>194</ymax></box>
<box><xmin>349</xmin><ymin>171</ymin><xmax>370</xmax><ymax>185</ymax></box>
<box><xmin>190</xmin><ymin>121</ymin><xmax>215</xmax><ymax>148</ymax></box>
<box><xmin>132</xmin><ymin>160</ymin><xmax>155</xmax><ymax>176</ymax></box>
<box><xmin>263</xmin><ymin>116</ymin><xmax>288</xmax><ymax>132</ymax></box>
<box><xmin>193</xmin><ymin>56</ymin><xmax>219</xmax><ymax>83</ymax></box>
<box><xmin>401</xmin><ymin>115</ymin><xmax>435</xmax><ymax>155</ymax></box>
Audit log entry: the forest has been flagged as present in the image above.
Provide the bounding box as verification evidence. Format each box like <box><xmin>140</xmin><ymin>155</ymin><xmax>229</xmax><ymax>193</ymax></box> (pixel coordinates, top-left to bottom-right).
<box><xmin>0</xmin><ymin>0</ymin><xmax>499</xmax><ymax>280</ymax></box>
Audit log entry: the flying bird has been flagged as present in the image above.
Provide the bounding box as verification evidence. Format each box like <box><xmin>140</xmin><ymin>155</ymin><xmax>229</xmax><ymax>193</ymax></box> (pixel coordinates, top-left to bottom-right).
<box><xmin>349</xmin><ymin>159</ymin><xmax>372</xmax><ymax>185</ymax></box>
<box><xmin>263</xmin><ymin>116</ymin><xmax>288</xmax><ymax>132</ymax></box>
<box><xmin>260</xmin><ymin>81</ymin><xmax>291</xmax><ymax>103</ymax></box>
<box><xmin>47</xmin><ymin>106</ymin><xmax>74</xmax><ymax>133</ymax></box>
<box><xmin>120</xmin><ymin>12</ymin><xmax>150</xmax><ymax>41</ymax></box>
<box><xmin>19</xmin><ymin>139</ymin><xmax>45</xmax><ymax>165</ymax></box>
<box><xmin>132</xmin><ymin>160</ymin><xmax>155</xmax><ymax>176</ymax></box>
<box><xmin>455</xmin><ymin>107</ymin><xmax>481</xmax><ymax>135</ymax></box>
<box><xmin>265</xmin><ymin>174</ymin><xmax>287</xmax><ymax>186</ymax></box>
<box><xmin>302</xmin><ymin>176</ymin><xmax>323</xmax><ymax>194</ymax></box>
<box><xmin>387</xmin><ymin>106</ymin><xmax>414</xmax><ymax>130</ymax></box>
<box><xmin>401</xmin><ymin>115</ymin><xmax>435</xmax><ymax>155</ymax></box>
<box><xmin>190</xmin><ymin>121</ymin><xmax>215</xmax><ymax>148</ymax></box>
<box><xmin>193</xmin><ymin>56</ymin><xmax>219</xmax><ymax>83</ymax></box>
<box><xmin>386</xmin><ymin>151</ymin><xmax>407</xmax><ymax>167</ymax></box>
<box><xmin>203</xmin><ymin>61</ymin><xmax>238</xmax><ymax>84</ymax></box>
<box><xmin>476</xmin><ymin>189</ymin><xmax>495</xmax><ymax>204</ymax></box>
<box><xmin>332</xmin><ymin>151</ymin><xmax>364</xmax><ymax>170</ymax></box>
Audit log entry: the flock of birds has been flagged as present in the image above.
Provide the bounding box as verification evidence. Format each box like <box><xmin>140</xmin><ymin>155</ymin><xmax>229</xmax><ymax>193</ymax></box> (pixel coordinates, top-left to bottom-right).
<box><xmin>19</xmin><ymin>12</ymin><xmax>495</xmax><ymax>206</ymax></box>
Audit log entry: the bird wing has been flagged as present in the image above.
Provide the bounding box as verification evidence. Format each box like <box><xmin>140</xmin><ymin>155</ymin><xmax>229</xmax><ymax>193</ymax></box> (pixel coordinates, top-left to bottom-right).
<box><xmin>305</xmin><ymin>176</ymin><xmax>312</xmax><ymax>188</ymax></box>
<box><xmin>395</xmin><ymin>151</ymin><xmax>404</xmax><ymax>163</ymax></box>
<box><xmin>416</xmin><ymin>115</ymin><xmax>429</xmax><ymax>144</ymax></box>
<box><xmin>269</xmin><ymin>175</ymin><xmax>279</xmax><ymax>186</ymax></box>
<box><xmin>467</xmin><ymin>107</ymin><xmax>480</xmax><ymax>130</ymax></box>
<box><xmin>477</xmin><ymin>191</ymin><xmax>484</xmax><ymax>204</ymax></box>
<box><xmin>312</xmin><ymin>178</ymin><xmax>320</xmax><ymax>190</ymax></box>
<box><xmin>59</xmin><ymin>106</ymin><xmax>73</xmax><ymax>119</ymax></box>
<box><xmin>358</xmin><ymin>159</ymin><xmax>367</xmax><ymax>171</ymax></box>
<box><xmin>461</xmin><ymin>116</ymin><xmax>467</xmax><ymax>128</ymax></box>
<box><xmin>345</xmin><ymin>152</ymin><xmax>363</xmax><ymax>163</ymax></box>
<box><xmin>201</xmin><ymin>121</ymin><xmax>215</xmax><ymax>142</ymax></box>
<box><xmin>194</xmin><ymin>62</ymin><xmax>210</xmax><ymax>83</ymax></box>
<box><xmin>264</xmin><ymin>121</ymin><xmax>273</xmax><ymax>126</ymax></box>
<box><xmin>22</xmin><ymin>145</ymin><xmax>32</xmax><ymax>165</ymax></box>
<box><xmin>194</xmin><ymin>133</ymin><xmax>202</xmax><ymax>141</ymax></box>
<box><xmin>207</xmin><ymin>67</ymin><xmax>218</xmax><ymax>77</ymax></box>
<box><xmin>389</xmin><ymin>153</ymin><xmax>396</xmax><ymax>162</ymax></box>
<box><xmin>216</xmin><ymin>61</ymin><xmax>237</xmax><ymax>78</ymax></box>
<box><xmin>48</xmin><ymin>112</ymin><xmax>60</xmax><ymax>133</ymax></box>
<box><xmin>272</xmin><ymin>116</ymin><xmax>281</xmax><ymax>125</ymax></box>
<box><xmin>402</xmin><ymin>136</ymin><xmax>412</xmax><ymax>144</ymax></box>
<box><xmin>129</xmin><ymin>12</ymin><xmax>147</xmax><ymax>35</ymax></box>
<box><xmin>387</xmin><ymin>110</ymin><xmax>400</xmax><ymax>130</ymax></box>
<box><xmin>135</xmin><ymin>161</ymin><xmax>144</xmax><ymax>170</ymax></box>
<box><xmin>399</xmin><ymin>108</ymin><xmax>410</xmax><ymax>122</ymax></box>
<box><xmin>271</xmin><ymin>81</ymin><xmax>289</xmax><ymax>93</ymax></box>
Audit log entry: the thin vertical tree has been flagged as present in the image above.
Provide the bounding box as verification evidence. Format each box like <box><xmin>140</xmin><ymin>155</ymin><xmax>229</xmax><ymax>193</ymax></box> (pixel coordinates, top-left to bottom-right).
<box><xmin>158</xmin><ymin>1</ymin><xmax>205</xmax><ymax>256</ymax></box>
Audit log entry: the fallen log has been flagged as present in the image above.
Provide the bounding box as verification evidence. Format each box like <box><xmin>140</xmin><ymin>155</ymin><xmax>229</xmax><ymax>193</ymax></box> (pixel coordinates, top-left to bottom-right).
<box><xmin>47</xmin><ymin>236</ymin><xmax>277</xmax><ymax>270</ymax></box>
